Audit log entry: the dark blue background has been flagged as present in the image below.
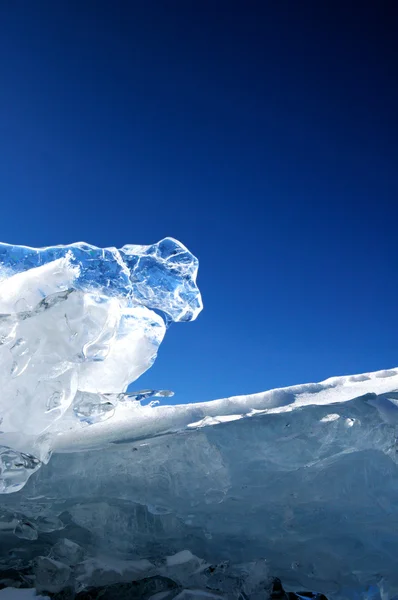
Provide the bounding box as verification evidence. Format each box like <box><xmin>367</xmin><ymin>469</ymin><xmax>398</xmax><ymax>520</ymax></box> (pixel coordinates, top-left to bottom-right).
<box><xmin>0</xmin><ymin>1</ymin><xmax>397</xmax><ymax>402</ymax></box>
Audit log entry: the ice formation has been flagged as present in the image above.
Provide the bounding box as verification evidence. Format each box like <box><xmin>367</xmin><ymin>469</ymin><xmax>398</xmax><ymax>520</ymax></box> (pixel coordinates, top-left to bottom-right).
<box><xmin>1</xmin><ymin>240</ymin><xmax>398</xmax><ymax>600</ymax></box>
<box><xmin>0</xmin><ymin>238</ymin><xmax>202</xmax><ymax>491</ymax></box>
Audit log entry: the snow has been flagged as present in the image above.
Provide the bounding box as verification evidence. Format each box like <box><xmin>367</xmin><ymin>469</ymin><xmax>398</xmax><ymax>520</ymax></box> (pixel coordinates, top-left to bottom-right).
<box><xmin>53</xmin><ymin>365</ymin><xmax>398</xmax><ymax>451</ymax></box>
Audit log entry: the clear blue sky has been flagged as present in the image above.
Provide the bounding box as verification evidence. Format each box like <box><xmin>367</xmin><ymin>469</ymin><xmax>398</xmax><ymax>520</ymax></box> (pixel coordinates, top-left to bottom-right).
<box><xmin>0</xmin><ymin>1</ymin><xmax>397</xmax><ymax>403</ymax></box>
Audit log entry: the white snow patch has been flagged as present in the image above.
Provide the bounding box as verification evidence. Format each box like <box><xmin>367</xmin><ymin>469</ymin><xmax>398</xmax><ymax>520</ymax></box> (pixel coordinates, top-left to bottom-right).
<box><xmin>53</xmin><ymin>366</ymin><xmax>398</xmax><ymax>452</ymax></box>
<box><xmin>320</xmin><ymin>413</ymin><xmax>340</xmax><ymax>423</ymax></box>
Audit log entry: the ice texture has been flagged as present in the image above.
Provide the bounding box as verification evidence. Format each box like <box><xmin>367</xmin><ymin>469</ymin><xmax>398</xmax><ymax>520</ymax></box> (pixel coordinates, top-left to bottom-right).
<box><xmin>0</xmin><ymin>239</ymin><xmax>202</xmax><ymax>491</ymax></box>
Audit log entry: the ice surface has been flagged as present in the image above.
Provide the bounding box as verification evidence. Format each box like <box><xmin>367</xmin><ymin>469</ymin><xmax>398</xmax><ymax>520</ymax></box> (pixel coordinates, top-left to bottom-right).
<box><xmin>0</xmin><ymin>590</ymin><xmax>49</xmax><ymax>600</ymax></box>
<box><xmin>1</xmin><ymin>368</ymin><xmax>398</xmax><ymax>599</ymax></box>
<box><xmin>2</xmin><ymin>239</ymin><xmax>398</xmax><ymax>599</ymax></box>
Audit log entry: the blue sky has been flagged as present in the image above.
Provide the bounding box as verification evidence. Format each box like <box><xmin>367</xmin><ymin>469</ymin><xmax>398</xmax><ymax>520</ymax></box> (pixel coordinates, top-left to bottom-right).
<box><xmin>0</xmin><ymin>2</ymin><xmax>397</xmax><ymax>403</ymax></box>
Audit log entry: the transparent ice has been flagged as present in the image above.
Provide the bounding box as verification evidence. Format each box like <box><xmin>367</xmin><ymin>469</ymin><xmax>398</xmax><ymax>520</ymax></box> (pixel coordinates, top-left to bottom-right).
<box><xmin>0</xmin><ymin>238</ymin><xmax>202</xmax><ymax>491</ymax></box>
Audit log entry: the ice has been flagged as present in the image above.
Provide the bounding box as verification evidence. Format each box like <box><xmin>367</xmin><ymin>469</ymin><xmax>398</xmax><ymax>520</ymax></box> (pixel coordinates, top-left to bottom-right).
<box><xmin>0</xmin><ymin>238</ymin><xmax>202</xmax><ymax>322</ymax></box>
<box><xmin>34</xmin><ymin>556</ymin><xmax>71</xmax><ymax>593</ymax></box>
<box><xmin>0</xmin><ymin>367</ymin><xmax>397</xmax><ymax>599</ymax></box>
<box><xmin>0</xmin><ymin>448</ymin><xmax>41</xmax><ymax>494</ymax></box>
<box><xmin>0</xmin><ymin>238</ymin><xmax>201</xmax><ymax>491</ymax></box>
<box><xmin>49</xmin><ymin>538</ymin><xmax>85</xmax><ymax>566</ymax></box>
<box><xmin>36</xmin><ymin>516</ymin><xmax>65</xmax><ymax>533</ymax></box>
<box><xmin>13</xmin><ymin>520</ymin><xmax>38</xmax><ymax>541</ymax></box>
<box><xmin>0</xmin><ymin>590</ymin><xmax>49</xmax><ymax>600</ymax></box>
<box><xmin>2</xmin><ymin>239</ymin><xmax>398</xmax><ymax>599</ymax></box>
